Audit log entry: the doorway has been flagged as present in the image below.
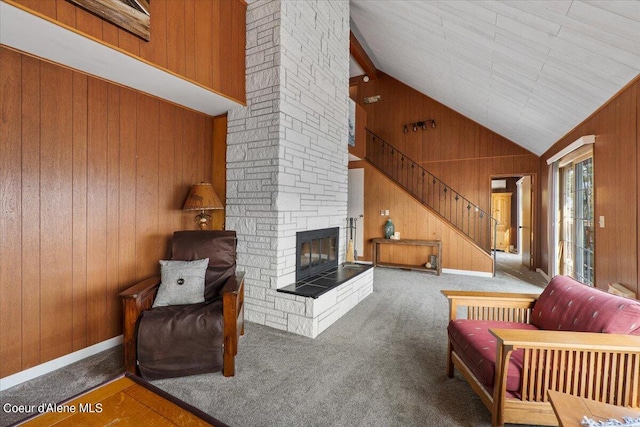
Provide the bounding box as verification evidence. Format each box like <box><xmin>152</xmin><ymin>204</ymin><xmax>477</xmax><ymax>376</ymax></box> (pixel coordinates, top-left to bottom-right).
<box><xmin>517</xmin><ymin>176</ymin><xmax>533</xmax><ymax>270</ymax></box>
<box><xmin>491</xmin><ymin>174</ymin><xmax>535</xmax><ymax>272</ymax></box>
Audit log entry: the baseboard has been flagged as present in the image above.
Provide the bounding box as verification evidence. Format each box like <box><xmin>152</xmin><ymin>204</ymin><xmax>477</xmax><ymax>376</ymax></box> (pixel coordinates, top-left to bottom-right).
<box><xmin>442</xmin><ymin>268</ymin><xmax>493</xmax><ymax>278</ymax></box>
<box><xmin>0</xmin><ymin>335</ymin><xmax>123</xmax><ymax>391</ymax></box>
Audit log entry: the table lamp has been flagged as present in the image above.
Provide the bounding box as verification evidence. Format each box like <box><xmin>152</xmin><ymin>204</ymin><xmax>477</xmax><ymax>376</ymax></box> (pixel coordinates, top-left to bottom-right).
<box><xmin>182</xmin><ymin>182</ymin><xmax>223</xmax><ymax>229</ymax></box>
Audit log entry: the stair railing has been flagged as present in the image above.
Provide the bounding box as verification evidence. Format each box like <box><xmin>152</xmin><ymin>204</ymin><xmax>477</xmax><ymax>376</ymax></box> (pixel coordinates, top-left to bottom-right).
<box><xmin>365</xmin><ymin>129</ymin><xmax>497</xmax><ymax>256</ymax></box>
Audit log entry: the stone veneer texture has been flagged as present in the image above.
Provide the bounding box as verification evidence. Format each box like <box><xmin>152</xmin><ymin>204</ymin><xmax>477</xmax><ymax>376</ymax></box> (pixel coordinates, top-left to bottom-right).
<box><xmin>226</xmin><ymin>0</ymin><xmax>351</xmax><ymax>333</ymax></box>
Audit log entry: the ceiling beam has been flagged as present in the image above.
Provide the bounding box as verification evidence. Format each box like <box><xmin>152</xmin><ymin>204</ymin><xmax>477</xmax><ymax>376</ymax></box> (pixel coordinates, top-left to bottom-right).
<box><xmin>350</xmin><ymin>31</ymin><xmax>377</xmax><ymax>80</ymax></box>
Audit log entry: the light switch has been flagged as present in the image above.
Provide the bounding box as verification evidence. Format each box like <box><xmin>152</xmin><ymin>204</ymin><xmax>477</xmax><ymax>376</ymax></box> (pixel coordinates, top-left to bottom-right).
<box><xmin>384</xmin><ymin>210</ymin><xmax>389</xmax><ymax>216</ymax></box>
<box><xmin>599</xmin><ymin>216</ymin><xmax>605</xmax><ymax>228</ymax></box>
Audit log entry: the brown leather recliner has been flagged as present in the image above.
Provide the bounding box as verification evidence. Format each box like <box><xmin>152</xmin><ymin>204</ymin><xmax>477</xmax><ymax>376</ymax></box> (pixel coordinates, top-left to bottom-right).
<box><xmin>119</xmin><ymin>230</ymin><xmax>244</xmax><ymax>379</ymax></box>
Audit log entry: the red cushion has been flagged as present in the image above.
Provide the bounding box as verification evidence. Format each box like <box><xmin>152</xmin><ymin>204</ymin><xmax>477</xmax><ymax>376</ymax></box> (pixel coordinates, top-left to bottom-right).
<box><xmin>448</xmin><ymin>319</ymin><xmax>538</xmax><ymax>392</ymax></box>
<box><xmin>531</xmin><ymin>275</ymin><xmax>640</xmax><ymax>335</ymax></box>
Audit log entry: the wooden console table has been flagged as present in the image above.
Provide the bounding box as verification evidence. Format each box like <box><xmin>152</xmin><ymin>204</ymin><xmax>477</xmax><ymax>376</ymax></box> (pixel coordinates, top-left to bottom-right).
<box><xmin>371</xmin><ymin>238</ymin><xmax>442</xmax><ymax>275</ymax></box>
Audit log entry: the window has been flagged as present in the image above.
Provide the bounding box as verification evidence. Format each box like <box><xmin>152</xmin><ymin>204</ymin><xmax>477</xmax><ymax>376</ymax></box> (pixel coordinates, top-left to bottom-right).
<box><xmin>559</xmin><ymin>154</ymin><xmax>594</xmax><ymax>285</ymax></box>
<box><xmin>547</xmin><ymin>136</ymin><xmax>595</xmax><ymax>286</ymax></box>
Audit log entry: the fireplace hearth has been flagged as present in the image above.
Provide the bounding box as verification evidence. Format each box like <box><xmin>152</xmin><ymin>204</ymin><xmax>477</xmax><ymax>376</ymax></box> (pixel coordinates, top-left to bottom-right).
<box><xmin>278</xmin><ymin>227</ymin><xmax>372</xmax><ymax>299</ymax></box>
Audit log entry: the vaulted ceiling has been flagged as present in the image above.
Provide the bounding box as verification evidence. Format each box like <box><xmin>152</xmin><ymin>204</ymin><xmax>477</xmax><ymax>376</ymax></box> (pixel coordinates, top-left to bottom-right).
<box><xmin>350</xmin><ymin>1</ymin><xmax>640</xmax><ymax>156</ymax></box>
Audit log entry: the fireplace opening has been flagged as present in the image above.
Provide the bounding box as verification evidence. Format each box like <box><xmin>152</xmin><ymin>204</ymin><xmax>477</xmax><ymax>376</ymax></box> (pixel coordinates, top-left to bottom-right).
<box><xmin>296</xmin><ymin>227</ymin><xmax>338</xmax><ymax>282</ymax></box>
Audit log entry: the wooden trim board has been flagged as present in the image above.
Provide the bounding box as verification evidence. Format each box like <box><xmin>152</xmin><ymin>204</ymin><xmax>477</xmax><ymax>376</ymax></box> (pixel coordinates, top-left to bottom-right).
<box><xmin>15</xmin><ymin>373</ymin><xmax>228</xmax><ymax>426</ymax></box>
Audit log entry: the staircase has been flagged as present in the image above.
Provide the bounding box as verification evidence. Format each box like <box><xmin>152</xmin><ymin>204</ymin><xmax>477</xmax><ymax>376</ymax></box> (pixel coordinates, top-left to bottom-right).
<box><xmin>365</xmin><ymin>129</ymin><xmax>497</xmax><ymax>255</ymax></box>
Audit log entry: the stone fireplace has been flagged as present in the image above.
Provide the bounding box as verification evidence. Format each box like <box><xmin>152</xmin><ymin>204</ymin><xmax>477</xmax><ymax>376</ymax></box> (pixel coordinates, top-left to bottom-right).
<box><xmin>225</xmin><ymin>0</ymin><xmax>374</xmax><ymax>338</ymax></box>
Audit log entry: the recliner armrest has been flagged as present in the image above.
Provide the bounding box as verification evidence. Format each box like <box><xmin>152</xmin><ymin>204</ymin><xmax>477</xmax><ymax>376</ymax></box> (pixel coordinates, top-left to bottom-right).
<box><xmin>221</xmin><ymin>271</ymin><xmax>245</xmax><ymax>377</ymax></box>
<box><xmin>119</xmin><ymin>275</ymin><xmax>161</xmax><ymax>374</ymax></box>
<box><xmin>119</xmin><ymin>276</ymin><xmax>161</xmax><ymax>300</ymax></box>
<box><xmin>221</xmin><ymin>271</ymin><xmax>245</xmax><ymax>296</ymax></box>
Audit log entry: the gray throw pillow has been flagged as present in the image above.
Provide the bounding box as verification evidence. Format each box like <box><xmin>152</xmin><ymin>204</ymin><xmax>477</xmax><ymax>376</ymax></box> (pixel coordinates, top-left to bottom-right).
<box><xmin>152</xmin><ymin>258</ymin><xmax>209</xmax><ymax>308</ymax></box>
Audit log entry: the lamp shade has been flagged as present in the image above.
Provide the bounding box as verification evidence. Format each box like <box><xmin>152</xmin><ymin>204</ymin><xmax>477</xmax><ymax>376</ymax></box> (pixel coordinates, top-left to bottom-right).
<box><xmin>182</xmin><ymin>183</ymin><xmax>223</xmax><ymax>211</ymax></box>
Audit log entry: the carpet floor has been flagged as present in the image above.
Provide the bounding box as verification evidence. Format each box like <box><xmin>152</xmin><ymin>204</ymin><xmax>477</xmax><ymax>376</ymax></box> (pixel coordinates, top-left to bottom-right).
<box><xmin>1</xmin><ymin>258</ymin><xmax>547</xmax><ymax>427</ymax></box>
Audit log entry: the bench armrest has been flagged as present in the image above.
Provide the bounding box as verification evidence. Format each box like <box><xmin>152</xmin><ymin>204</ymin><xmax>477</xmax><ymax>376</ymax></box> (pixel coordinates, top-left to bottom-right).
<box><xmin>442</xmin><ymin>290</ymin><xmax>539</xmax><ymax>322</ymax></box>
<box><xmin>490</xmin><ymin>328</ymin><xmax>640</xmax><ymax>352</ymax></box>
<box><xmin>490</xmin><ymin>328</ymin><xmax>640</xmax><ymax>408</ymax></box>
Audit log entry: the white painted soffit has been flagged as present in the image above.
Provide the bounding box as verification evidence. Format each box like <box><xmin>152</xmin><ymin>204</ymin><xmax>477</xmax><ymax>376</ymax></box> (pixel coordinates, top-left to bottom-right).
<box><xmin>0</xmin><ymin>1</ymin><xmax>243</xmax><ymax>116</ymax></box>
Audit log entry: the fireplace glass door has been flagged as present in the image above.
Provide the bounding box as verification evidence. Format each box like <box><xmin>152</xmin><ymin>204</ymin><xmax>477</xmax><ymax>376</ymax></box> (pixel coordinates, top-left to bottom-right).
<box><xmin>296</xmin><ymin>228</ymin><xmax>339</xmax><ymax>281</ymax></box>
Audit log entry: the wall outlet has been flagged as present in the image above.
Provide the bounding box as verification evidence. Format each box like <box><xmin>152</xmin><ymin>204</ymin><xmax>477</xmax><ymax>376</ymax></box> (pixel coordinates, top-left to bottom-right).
<box><xmin>384</xmin><ymin>210</ymin><xmax>389</xmax><ymax>216</ymax></box>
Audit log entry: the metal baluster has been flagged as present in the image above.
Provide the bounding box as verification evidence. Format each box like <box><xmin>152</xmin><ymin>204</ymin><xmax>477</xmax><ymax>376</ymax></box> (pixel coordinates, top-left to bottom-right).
<box><xmin>467</xmin><ymin>203</ymin><xmax>471</xmax><ymax>238</ymax></box>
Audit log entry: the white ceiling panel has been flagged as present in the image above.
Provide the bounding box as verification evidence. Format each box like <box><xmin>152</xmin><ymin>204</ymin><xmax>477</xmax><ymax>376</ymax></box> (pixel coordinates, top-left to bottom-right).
<box><xmin>584</xmin><ymin>1</ymin><xmax>640</xmax><ymax>21</ymax></box>
<box><xmin>350</xmin><ymin>0</ymin><xmax>640</xmax><ymax>155</ymax></box>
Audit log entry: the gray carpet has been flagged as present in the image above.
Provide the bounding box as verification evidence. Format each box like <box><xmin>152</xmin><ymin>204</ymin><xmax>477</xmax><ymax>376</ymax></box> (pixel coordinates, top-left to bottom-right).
<box><xmin>1</xmin><ymin>259</ymin><xmax>546</xmax><ymax>427</ymax></box>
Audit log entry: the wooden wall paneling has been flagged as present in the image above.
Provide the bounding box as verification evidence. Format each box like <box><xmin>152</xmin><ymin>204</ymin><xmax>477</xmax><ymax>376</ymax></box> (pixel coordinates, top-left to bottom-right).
<box><xmin>118</xmin><ymin>88</ymin><xmax>137</xmax><ymax>291</ymax></box>
<box><xmin>20</xmin><ymin>54</ymin><xmax>42</xmax><ymax>369</ymax></box>
<box><xmin>360</xmin><ymin>161</ymin><xmax>493</xmax><ymax>273</ymax></box>
<box><xmin>421</xmin><ymin>96</ymin><xmax>438</xmax><ymax>161</ymax></box>
<box><xmin>75</xmin><ymin>2</ymin><xmax>103</xmax><ymax>40</ymax></box>
<box><xmin>182</xmin><ymin>112</ymin><xmax>201</xmax><ymax>188</ymax></box>
<box><xmin>16</xmin><ymin>0</ymin><xmax>55</xmax><ymax>16</ymax></box>
<box><xmin>212</xmin><ymin>115</ymin><xmax>227</xmax><ymax>230</ymax></box>
<box><xmin>614</xmin><ymin>89</ymin><xmax>637</xmax><ymax>289</ymax></box>
<box><xmin>194</xmin><ymin>0</ymin><xmax>214</xmax><ymax>90</ymax></box>
<box><xmin>592</xmin><ymin>108</ymin><xmax>613</xmax><ymax>286</ymax></box>
<box><xmin>172</xmin><ymin>109</ymin><xmax>188</xmax><ymax>232</ymax></box>
<box><xmin>597</xmin><ymin>88</ymin><xmax>637</xmax><ymax>289</ymax></box>
<box><xmin>39</xmin><ymin>61</ymin><xmax>74</xmax><ymax>362</ymax></box>
<box><xmin>0</xmin><ymin>48</ymin><xmax>24</xmax><ymax>376</ymax></box>
<box><xmin>139</xmin><ymin>0</ymin><xmax>167</xmax><ymax>69</ymax></box>
<box><xmin>183</xmin><ymin>0</ymin><xmax>197</xmax><ymax>83</ymax></box>
<box><xmin>106</xmin><ymin>84</ymin><xmax>121</xmax><ymax>339</ymax></box>
<box><xmin>166</xmin><ymin>0</ymin><xmax>186</xmax><ymax>77</ymax></box>
<box><xmin>0</xmin><ymin>47</ymin><xmax>223</xmax><ymax>377</ymax></box>
<box><xmin>177</xmin><ymin>109</ymin><xmax>194</xmax><ymax>232</ymax></box>
<box><xmin>211</xmin><ymin>1</ymin><xmax>222</xmax><ymax>91</ymax></box>
<box><xmin>71</xmin><ymin>71</ymin><xmax>88</xmax><ymax>352</ymax></box>
<box><xmin>117</xmin><ymin>26</ymin><xmax>140</xmax><ymax>57</ymax></box>
<box><xmin>55</xmin><ymin>0</ymin><xmax>77</xmax><ymax>28</ymax></box>
<box><xmin>157</xmin><ymin>101</ymin><xmax>178</xmax><ymax>258</ymax></box>
<box><xmin>86</xmin><ymin>78</ymin><xmax>109</xmax><ymax>346</ymax></box>
<box><xmin>229</xmin><ymin>0</ymin><xmax>246</xmax><ymax>101</ymax></box>
<box><xmin>101</xmin><ymin>14</ymin><xmax>120</xmax><ymax>47</ymax></box>
<box><xmin>135</xmin><ymin>94</ymin><xmax>160</xmax><ymax>281</ymax></box>
<box><xmin>203</xmin><ymin>117</ymin><xmax>213</xmax><ymax>184</ymax></box>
